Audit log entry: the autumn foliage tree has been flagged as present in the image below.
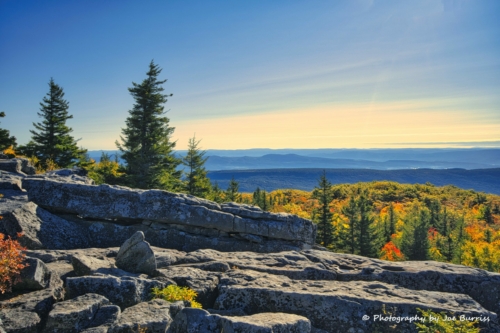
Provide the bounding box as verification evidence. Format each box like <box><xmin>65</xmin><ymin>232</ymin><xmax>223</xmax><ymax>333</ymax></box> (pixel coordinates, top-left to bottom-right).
<box><xmin>0</xmin><ymin>232</ymin><xmax>28</xmax><ymax>294</ymax></box>
<box><xmin>380</xmin><ymin>241</ymin><xmax>405</xmax><ymax>261</ymax></box>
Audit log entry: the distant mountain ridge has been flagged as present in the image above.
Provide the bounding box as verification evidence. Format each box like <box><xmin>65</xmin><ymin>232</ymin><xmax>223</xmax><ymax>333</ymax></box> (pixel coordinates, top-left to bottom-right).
<box><xmin>207</xmin><ymin>168</ymin><xmax>500</xmax><ymax>195</ymax></box>
<box><xmin>204</xmin><ymin>154</ymin><xmax>494</xmax><ymax>170</ymax></box>
<box><xmin>87</xmin><ymin>148</ymin><xmax>500</xmax><ymax>171</ymax></box>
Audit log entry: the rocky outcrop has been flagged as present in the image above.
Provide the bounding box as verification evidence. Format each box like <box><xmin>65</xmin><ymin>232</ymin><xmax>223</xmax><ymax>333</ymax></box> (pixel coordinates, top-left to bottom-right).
<box><xmin>22</xmin><ymin>178</ymin><xmax>316</xmax><ymax>251</ymax></box>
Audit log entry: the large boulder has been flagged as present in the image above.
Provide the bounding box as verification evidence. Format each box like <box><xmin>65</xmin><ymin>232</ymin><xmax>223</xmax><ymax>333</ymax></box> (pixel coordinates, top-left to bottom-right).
<box><xmin>166</xmin><ymin>308</ymin><xmax>221</xmax><ymax>333</ymax></box>
<box><xmin>13</xmin><ymin>257</ymin><xmax>52</xmax><ymax>291</ymax></box>
<box><xmin>115</xmin><ymin>231</ymin><xmax>156</xmax><ymax>275</ymax></box>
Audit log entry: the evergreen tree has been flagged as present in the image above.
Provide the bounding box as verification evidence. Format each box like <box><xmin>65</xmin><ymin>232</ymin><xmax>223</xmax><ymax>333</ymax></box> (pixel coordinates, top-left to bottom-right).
<box><xmin>453</xmin><ymin>215</ymin><xmax>466</xmax><ymax>264</ymax></box>
<box><xmin>0</xmin><ymin>112</ymin><xmax>17</xmax><ymax>150</ymax></box>
<box><xmin>312</xmin><ymin>171</ymin><xmax>334</xmax><ymax>247</ymax></box>
<box><xmin>401</xmin><ymin>204</ymin><xmax>431</xmax><ymax>260</ymax></box>
<box><xmin>252</xmin><ymin>187</ymin><xmax>269</xmax><ymax>211</ymax></box>
<box><xmin>493</xmin><ymin>203</ymin><xmax>500</xmax><ymax>215</ymax></box>
<box><xmin>342</xmin><ymin>196</ymin><xmax>358</xmax><ymax>254</ymax></box>
<box><xmin>261</xmin><ymin>190</ymin><xmax>268</xmax><ymax>211</ymax></box>
<box><xmin>479</xmin><ymin>204</ymin><xmax>493</xmax><ymax>224</ymax></box>
<box><xmin>252</xmin><ymin>187</ymin><xmax>262</xmax><ymax>207</ymax></box>
<box><xmin>357</xmin><ymin>193</ymin><xmax>378</xmax><ymax>257</ymax></box>
<box><xmin>116</xmin><ymin>61</ymin><xmax>181</xmax><ymax>190</ymax></box>
<box><xmin>440</xmin><ymin>208</ymin><xmax>454</xmax><ymax>262</ymax></box>
<box><xmin>182</xmin><ymin>136</ymin><xmax>211</xmax><ymax>198</ymax></box>
<box><xmin>424</xmin><ymin>197</ymin><xmax>441</xmax><ymax>229</ymax></box>
<box><xmin>225</xmin><ymin>176</ymin><xmax>241</xmax><ymax>202</ymax></box>
<box><xmin>19</xmin><ymin>79</ymin><xmax>86</xmax><ymax>168</ymax></box>
<box><xmin>384</xmin><ymin>203</ymin><xmax>397</xmax><ymax>243</ymax></box>
<box><xmin>209</xmin><ymin>181</ymin><xmax>224</xmax><ymax>203</ymax></box>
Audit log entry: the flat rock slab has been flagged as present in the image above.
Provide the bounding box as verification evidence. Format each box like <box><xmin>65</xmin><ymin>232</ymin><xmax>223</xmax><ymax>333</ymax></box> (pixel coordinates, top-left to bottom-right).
<box><xmin>44</xmin><ymin>293</ymin><xmax>110</xmax><ymax>333</ymax></box>
<box><xmin>72</xmin><ymin>254</ymin><xmax>115</xmax><ymax>276</ymax></box>
<box><xmin>156</xmin><ymin>266</ymin><xmax>220</xmax><ymax>308</ymax></box>
<box><xmin>220</xmin><ymin>312</ymin><xmax>311</xmax><ymax>333</ymax></box>
<box><xmin>108</xmin><ymin>299</ymin><xmax>173</xmax><ymax>333</ymax></box>
<box><xmin>302</xmin><ymin>250</ymin><xmax>500</xmax><ymax>315</ymax></box>
<box><xmin>66</xmin><ymin>275</ymin><xmax>170</xmax><ymax>309</ymax></box>
<box><xmin>214</xmin><ymin>270</ymin><xmax>496</xmax><ymax>332</ymax></box>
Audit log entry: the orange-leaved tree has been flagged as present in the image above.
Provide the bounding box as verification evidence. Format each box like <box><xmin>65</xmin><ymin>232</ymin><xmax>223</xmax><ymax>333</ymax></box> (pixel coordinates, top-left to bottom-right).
<box><xmin>380</xmin><ymin>241</ymin><xmax>405</xmax><ymax>261</ymax></box>
<box><xmin>0</xmin><ymin>230</ymin><xmax>28</xmax><ymax>294</ymax></box>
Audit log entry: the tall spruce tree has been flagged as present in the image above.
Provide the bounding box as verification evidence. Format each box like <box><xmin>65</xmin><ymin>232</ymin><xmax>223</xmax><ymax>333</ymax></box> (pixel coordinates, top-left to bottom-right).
<box><xmin>182</xmin><ymin>136</ymin><xmax>211</xmax><ymax>197</ymax></box>
<box><xmin>19</xmin><ymin>79</ymin><xmax>85</xmax><ymax>168</ymax></box>
<box><xmin>312</xmin><ymin>170</ymin><xmax>334</xmax><ymax>247</ymax></box>
<box><xmin>401</xmin><ymin>204</ymin><xmax>431</xmax><ymax>260</ymax></box>
<box><xmin>116</xmin><ymin>61</ymin><xmax>181</xmax><ymax>190</ymax></box>
<box><xmin>383</xmin><ymin>203</ymin><xmax>397</xmax><ymax>243</ymax></box>
<box><xmin>342</xmin><ymin>196</ymin><xmax>358</xmax><ymax>254</ymax></box>
<box><xmin>0</xmin><ymin>112</ymin><xmax>17</xmax><ymax>150</ymax></box>
<box><xmin>357</xmin><ymin>193</ymin><xmax>378</xmax><ymax>257</ymax></box>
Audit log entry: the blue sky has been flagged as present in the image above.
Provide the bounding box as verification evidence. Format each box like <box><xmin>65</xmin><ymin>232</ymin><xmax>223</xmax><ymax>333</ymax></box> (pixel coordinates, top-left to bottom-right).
<box><xmin>1</xmin><ymin>0</ymin><xmax>499</xmax><ymax>150</ymax></box>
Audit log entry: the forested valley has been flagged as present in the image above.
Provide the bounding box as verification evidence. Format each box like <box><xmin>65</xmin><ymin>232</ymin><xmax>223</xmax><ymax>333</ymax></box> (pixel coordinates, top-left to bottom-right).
<box><xmin>240</xmin><ymin>180</ymin><xmax>500</xmax><ymax>273</ymax></box>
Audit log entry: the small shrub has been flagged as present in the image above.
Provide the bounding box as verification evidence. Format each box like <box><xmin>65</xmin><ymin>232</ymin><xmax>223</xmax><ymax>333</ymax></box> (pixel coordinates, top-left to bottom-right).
<box><xmin>0</xmin><ymin>231</ymin><xmax>28</xmax><ymax>294</ymax></box>
<box><xmin>151</xmin><ymin>285</ymin><xmax>202</xmax><ymax>308</ymax></box>
<box><xmin>3</xmin><ymin>146</ymin><xmax>16</xmax><ymax>158</ymax></box>
<box><xmin>415</xmin><ymin>308</ymin><xmax>480</xmax><ymax>333</ymax></box>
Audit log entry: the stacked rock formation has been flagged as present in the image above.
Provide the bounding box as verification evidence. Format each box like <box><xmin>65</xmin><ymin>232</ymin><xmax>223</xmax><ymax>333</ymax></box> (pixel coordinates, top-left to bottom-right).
<box><xmin>17</xmin><ymin>176</ymin><xmax>317</xmax><ymax>252</ymax></box>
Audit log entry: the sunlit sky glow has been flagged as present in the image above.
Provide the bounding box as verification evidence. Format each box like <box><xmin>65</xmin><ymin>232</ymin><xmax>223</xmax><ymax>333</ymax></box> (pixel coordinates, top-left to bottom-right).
<box><xmin>1</xmin><ymin>0</ymin><xmax>499</xmax><ymax>150</ymax></box>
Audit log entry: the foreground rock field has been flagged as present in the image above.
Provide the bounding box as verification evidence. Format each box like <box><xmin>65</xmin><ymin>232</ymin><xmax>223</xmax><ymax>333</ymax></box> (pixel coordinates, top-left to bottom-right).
<box><xmin>0</xmin><ymin>160</ymin><xmax>499</xmax><ymax>332</ymax></box>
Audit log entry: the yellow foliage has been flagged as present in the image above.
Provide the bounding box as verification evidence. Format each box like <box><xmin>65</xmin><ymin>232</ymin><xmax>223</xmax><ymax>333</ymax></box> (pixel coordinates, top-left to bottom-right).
<box><xmin>281</xmin><ymin>203</ymin><xmax>310</xmax><ymax>219</ymax></box>
<box><xmin>44</xmin><ymin>159</ymin><xmax>59</xmax><ymax>172</ymax></box>
<box><xmin>3</xmin><ymin>146</ymin><xmax>16</xmax><ymax>157</ymax></box>
<box><xmin>151</xmin><ymin>285</ymin><xmax>202</xmax><ymax>308</ymax></box>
